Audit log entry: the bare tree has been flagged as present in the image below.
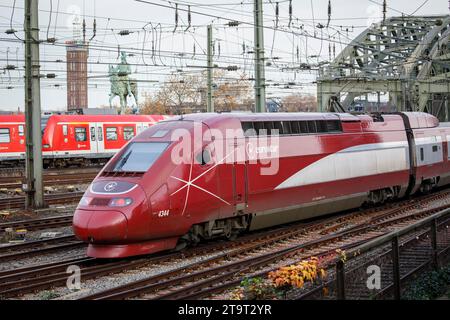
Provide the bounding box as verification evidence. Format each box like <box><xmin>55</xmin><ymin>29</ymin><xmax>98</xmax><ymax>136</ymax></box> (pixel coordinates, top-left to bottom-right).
<box><xmin>140</xmin><ymin>92</ymin><xmax>167</xmax><ymax>115</ymax></box>
<box><xmin>155</xmin><ymin>73</ymin><xmax>203</xmax><ymax>114</ymax></box>
<box><xmin>139</xmin><ymin>71</ymin><xmax>254</xmax><ymax>114</ymax></box>
<box><xmin>281</xmin><ymin>94</ymin><xmax>318</xmax><ymax>112</ymax></box>
<box><xmin>214</xmin><ymin>72</ymin><xmax>253</xmax><ymax>112</ymax></box>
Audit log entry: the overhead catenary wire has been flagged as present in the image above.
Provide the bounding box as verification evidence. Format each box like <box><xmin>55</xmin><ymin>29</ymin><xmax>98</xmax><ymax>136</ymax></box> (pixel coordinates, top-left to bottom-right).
<box><xmin>410</xmin><ymin>0</ymin><xmax>430</xmax><ymax>16</ymax></box>
<box><xmin>9</xmin><ymin>0</ymin><xmax>22</xmax><ymax>41</ymax></box>
<box><xmin>0</xmin><ymin>0</ymin><xmax>366</xmax><ymax>57</ymax></box>
<box><xmin>1</xmin><ymin>0</ymin><xmax>432</xmax><ymax>103</ymax></box>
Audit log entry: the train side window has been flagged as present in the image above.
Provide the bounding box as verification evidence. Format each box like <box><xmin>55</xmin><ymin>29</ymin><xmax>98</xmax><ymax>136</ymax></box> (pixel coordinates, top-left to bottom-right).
<box><xmin>241</xmin><ymin>119</ymin><xmax>342</xmax><ymax>136</ymax></box>
<box><xmin>299</xmin><ymin>121</ymin><xmax>308</xmax><ymax>133</ymax></box>
<box><xmin>420</xmin><ymin>148</ymin><xmax>424</xmax><ymax>161</ymax></box>
<box><xmin>242</xmin><ymin>122</ymin><xmax>253</xmax><ymax>132</ymax></box>
<box><xmin>75</xmin><ymin>127</ymin><xmax>87</xmax><ymax>142</ymax></box>
<box><xmin>151</xmin><ymin>130</ymin><xmax>169</xmax><ymax>138</ymax></box>
<box><xmin>262</xmin><ymin>121</ymin><xmax>275</xmax><ymax>135</ymax></box>
<box><xmin>106</xmin><ymin>127</ymin><xmax>118</xmax><ymax>141</ymax></box>
<box><xmin>263</xmin><ymin>121</ymin><xmax>274</xmax><ymax>133</ymax></box>
<box><xmin>273</xmin><ymin>121</ymin><xmax>283</xmax><ymax>135</ymax></box>
<box><xmin>18</xmin><ymin>125</ymin><xmax>24</xmax><ymax>136</ymax></box>
<box><xmin>90</xmin><ymin>127</ymin><xmax>96</xmax><ymax>141</ymax></box>
<box><xmin>97</xmin><ymin>127</ymin><xmax>103</xmax><ymax>141</ymax></box>
<box><xmin>0</xmin><ymin>128</ymin><xmax>10</xmax><ymax>143</ymax></box>
<box><xmin>327</xmin><ymin>120</ymin><xmax>342</xmax><ymax>132</ymax></box>
<box><xmin>432</xmin><ymin>145</ymin><xmax>438</xmax><ymax>152</ymax></box>
<box><xmin>242</xmin><ymin>122</ymin><xmax>257</xmax><ymax>136</ymax></box>
<box><xmin>291</xmin><ymin>121</ymin><xmax>300</xmax><ymax>134</ymax></box>
<box><xmin>253</xmin><ymin>122</ymin><xmax>265</xmax><ymax>136</ymax></box>
<box><xmin>316</xmin><ymin>121</ymin><xmax>328</xmax><ymax>133</ymax></box>
<box><xmin>196</xmin><ymin>148</ymin><xmax>212</xmax><ymax>166</ymax></box>
<box><xmin>123</xmin><ymin>127</ymin><xmax>135</xmax><ymax>140</ymax></box>
<box><xmin>62</xmin><ymin>125</ymin><xmax>68</xmax><ymax>136</ymax></box>
<box><xmin>282</xmin><ymin>121</ymin><xmax>292</xmax><ymax>134</ymax></box>
<box><xmin>307</xmin><ymin>121</ymin><xmax>317</xmax><ymax>133</ymax></box>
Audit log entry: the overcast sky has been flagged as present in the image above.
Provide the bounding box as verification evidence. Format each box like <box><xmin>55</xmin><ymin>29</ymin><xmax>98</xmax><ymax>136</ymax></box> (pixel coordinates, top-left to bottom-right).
<box><xmin>0</xmin><ymin>0</ymin><xmax>448</xmax><ymax>111</ymax></box>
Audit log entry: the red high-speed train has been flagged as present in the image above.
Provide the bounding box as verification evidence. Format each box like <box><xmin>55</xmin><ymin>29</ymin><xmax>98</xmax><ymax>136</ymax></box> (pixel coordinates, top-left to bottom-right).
<box><xmin>73</xmin><ymin>112</ymin><xmax>450</xmax><ymax>258</ymax></box>
<box><xmin>0</xmin><ymin>114</ymin><xmax>168</xmax><ymax>167</ymax></box>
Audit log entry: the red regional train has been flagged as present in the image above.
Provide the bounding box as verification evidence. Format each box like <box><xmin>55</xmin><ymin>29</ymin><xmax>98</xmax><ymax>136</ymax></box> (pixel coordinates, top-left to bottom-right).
<box><xmin>0</xmin><ymin>114</ymin><xmax>168</xmax><ymax>167</ymax></box>
<box><xmin>73</xmin><ymin>112</ymin><xmax>450</xmax><ymax>258</ymax></box>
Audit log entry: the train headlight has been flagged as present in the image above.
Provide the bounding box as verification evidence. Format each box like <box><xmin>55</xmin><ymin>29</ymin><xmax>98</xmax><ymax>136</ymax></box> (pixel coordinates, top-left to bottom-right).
<box><xmin>109</xmin><ymin>198</ymin><xmax>133</xmax><ymax>207</ymax></box>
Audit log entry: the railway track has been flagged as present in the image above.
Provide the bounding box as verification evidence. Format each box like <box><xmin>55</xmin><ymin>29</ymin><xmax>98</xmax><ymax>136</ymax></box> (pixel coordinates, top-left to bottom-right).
<box><xmin>2</xmin><ymin>188</ymin><xmax>449</xmax><ymax>299</ymax></box>
<box><xmin>0</xmin><ymin>215</ymin><xmax>73</xmax><ymax>233</ymax></box>
<box><xmin>78</xmin><ymin>192</ymin><xmax>450</xmax><ymax>300</ymax></box>
<box><xmin>0</xmin><ymin>167</ymin><xmax>101</xmax><ymax>178</ymax></box>
<box><xmin>0</xmin><ymin>171</ymin><xmax>98</xmax><ymax>189</ymax></box>
<box><xmin>0</xmin><ymin>235</ymin><xmax>84</xmax><ymax>264</ymax></box>
<box><xmin>0</xmin><ymin>204</ymin><xmax>404</xmax><ymax>298</ymax></box>
<box><xmin>0</xmin><ymin>218</ymin><xmax>340</xmax><ymax>298</ymax></box>
<box><xmin>295</xmin><ymin>217</ymin><xmax>450</xmax><ymax>300</ymax></box>
<box><xmin>151</xmin><ymin>205</ymin><xmax>450</xmax><ymax>301</ymax></box>
<box><xmin>0</xmin><ymin>192</ymin><xmax>84</xmax><ymax>211</ymax></box>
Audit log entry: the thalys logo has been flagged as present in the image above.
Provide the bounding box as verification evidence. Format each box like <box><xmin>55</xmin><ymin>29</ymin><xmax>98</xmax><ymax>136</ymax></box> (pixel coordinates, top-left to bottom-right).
<box><xmin>104</xmin><ymin>182</ymin><xmax>118</xmax><ymax>192</ymax></box>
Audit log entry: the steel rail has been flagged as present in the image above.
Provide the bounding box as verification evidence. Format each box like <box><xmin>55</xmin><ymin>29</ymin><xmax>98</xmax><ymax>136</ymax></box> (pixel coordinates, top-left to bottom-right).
<box><xmin>80</xmin><ymin>199</ymin><xmax>447</xmax><ymax>300</ymax></box>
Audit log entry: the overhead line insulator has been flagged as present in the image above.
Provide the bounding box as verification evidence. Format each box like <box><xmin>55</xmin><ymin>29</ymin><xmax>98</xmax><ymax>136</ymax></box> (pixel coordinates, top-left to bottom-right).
<box><xmin>327</xmin><ymin>0</ymin><xmax>332</xmax><ymax>28</ymax></box>
<box><xmin>275</xmin><ymin>2</ymin><xmax>279</xmax><ymax>28</ymax></box>
<box><xmin>173</xmin><ymin>3</ymin><xmax>179</xmax><ymax>33</ymax></box>
<box><xmin>288</xmin><ymin>0</ymin><xmax>293</xmax><ymax>27</ymax></box>
<box><xmin>185</xmin><ymin>5</ymin><xmax>191</xmax><ymax>31</ymax></box>
<box><xmin>119</xmin><ymin>30</ymin><xmax>132</xmax><ymax>36</ymax></box>
<box><xmin>82</xmin><ymin>18</ymin><xmax>86</xmax><ymax>42</ymax></box>
<box><xmin>90</xmin><ymin>19</ymin><xmax>97</xmax><ymax>41</ymax></box>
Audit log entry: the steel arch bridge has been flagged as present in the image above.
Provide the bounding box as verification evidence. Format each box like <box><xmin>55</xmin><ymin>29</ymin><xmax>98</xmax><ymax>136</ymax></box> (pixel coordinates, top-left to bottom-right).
<box><xmin>317</xmin><ymin>15</ymin><xmax>450</xmax><ymax>120</ymax></box>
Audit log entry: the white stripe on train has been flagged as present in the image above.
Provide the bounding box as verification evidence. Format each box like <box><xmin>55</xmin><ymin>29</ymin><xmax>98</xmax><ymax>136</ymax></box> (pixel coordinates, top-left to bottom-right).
<box><xmin>275</xmin><ymin>141</ymin><xmax>410</xmax><ymax>190</ymax></box>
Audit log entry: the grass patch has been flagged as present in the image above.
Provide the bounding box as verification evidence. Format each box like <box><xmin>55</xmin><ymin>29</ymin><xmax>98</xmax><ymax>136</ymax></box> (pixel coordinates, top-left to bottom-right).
<box><xmin>39</xmin><ymin>290</ymin><xmax>60</xmax><ymax>300</ymax></box>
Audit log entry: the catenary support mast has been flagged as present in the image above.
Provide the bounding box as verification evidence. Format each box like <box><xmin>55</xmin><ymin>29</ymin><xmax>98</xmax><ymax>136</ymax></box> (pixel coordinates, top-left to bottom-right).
<box><xmin>254</xmin><ymin>0</ymin><xmax>266</xmax><ymax>113</ymax></box>
<box><xmin>24</xmin><ymin>0</ymin><xmax>44</xmax><ymax>209</ymax></box>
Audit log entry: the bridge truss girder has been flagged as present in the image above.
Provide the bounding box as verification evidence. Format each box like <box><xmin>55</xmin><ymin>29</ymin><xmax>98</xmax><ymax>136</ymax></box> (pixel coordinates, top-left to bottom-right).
<box><xmin>317</xmin><ymin>15</ymin><xmax>450</xmax><ymax>120</ymax></box>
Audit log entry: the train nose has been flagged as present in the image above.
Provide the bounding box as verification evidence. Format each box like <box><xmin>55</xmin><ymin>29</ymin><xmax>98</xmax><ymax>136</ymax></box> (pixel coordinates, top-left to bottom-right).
<box><xmin>73</xmin><ymin>209</ymin><xmax>128</xmax><ymax>243</ymax></box>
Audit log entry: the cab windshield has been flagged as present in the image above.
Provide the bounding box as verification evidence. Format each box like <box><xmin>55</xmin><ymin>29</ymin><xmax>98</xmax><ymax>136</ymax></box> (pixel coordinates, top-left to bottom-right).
<box><xmin>111</xmin><ymin>142</ymin><xmax>169</xmax><ymax>172</ymax></box>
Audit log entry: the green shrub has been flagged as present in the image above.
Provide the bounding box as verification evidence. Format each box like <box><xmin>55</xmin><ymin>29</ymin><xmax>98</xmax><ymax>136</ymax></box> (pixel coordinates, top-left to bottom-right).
<box><xmin>231</xmin><ymin>277</ymin><xmax>282</xmax><ymax>300</ymax></box>
<box><xmin>39</xmin><ymin>290</ymin><xmax>59</xmax><ymax>300</ymax></box>
<box><xmin>403</xmin><ymin>265</ymin><xmax>450</xmax><ymax>300</ymax></box>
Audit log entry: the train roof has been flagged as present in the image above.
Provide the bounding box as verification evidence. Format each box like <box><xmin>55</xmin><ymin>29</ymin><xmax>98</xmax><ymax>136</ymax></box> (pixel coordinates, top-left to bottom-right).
<box><xmin>0</xmin><ymin>114</ymin><xmax>25</xmax><ymax>122</ymax></box>
<box><xmin>157</xmin><ymin>112</ymin><xmax>439</xmax><ymax>134</ymax></box>
<box><xmin>166</xmin><ymin>112</ymin><xmax>358</xmax><ymax>123</ymax></box>
<box><xmin>0</xmin><ymin>112</ymin><xmax>439</xmax><ymax>129</ymax></box>
<box><xmin>400</xmin><ymin>112</ymin><xmax>439</xmax><ymax>129</ymax></box>
<box><xmin>0</xmin><ymin>114</ymin><xmax>167</xmax><ymax>124</ymax></box>
<box><xmin>164</xmin><ymin>112</ymin><xmax>439</xmax><ymax>127</ymax></box>
<box><xmin>47</xmin><ymin>114</ymin><xmax>165</xmax><ymax>123</ymax></box>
